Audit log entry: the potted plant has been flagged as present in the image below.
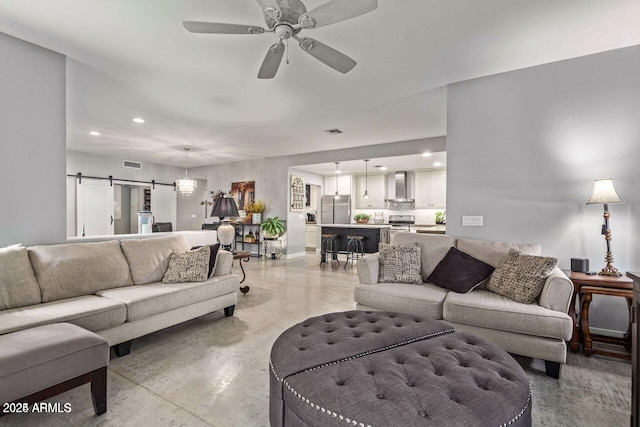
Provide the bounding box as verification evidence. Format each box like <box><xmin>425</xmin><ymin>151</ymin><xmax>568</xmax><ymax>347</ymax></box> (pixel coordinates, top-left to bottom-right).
<box><xmin>354</xmin><ymin>213</ymin><xmax>371</xmax><ymax>224</ymax></box>
<box><xmin>261</xmin><ymin>216</ymin><xmax>285</xmax><ymax>239</ymax></box>
<box><xmin>435</xmin><ymin>211</ymin><xmax>445</xmax><ymax>224</ymax></box>
<box><xmin>246</xmin><ymin>200</ymin><xmax>267</xmax><ymax>224</ymax></box>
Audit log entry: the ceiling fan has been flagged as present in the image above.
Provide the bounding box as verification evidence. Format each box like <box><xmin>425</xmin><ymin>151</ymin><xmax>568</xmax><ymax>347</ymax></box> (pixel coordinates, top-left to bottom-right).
<box><xmin>183</xmin><ymin>0</ymin><xmax>378</xmax><ymax>79</ymax></box>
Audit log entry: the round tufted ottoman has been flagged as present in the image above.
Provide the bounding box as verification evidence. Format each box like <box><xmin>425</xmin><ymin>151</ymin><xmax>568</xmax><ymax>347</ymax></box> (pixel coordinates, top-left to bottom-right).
<box><xmin>270</xmin><ymin>310</ymin><xmax>531</xmax><ymax>427</ymax></box>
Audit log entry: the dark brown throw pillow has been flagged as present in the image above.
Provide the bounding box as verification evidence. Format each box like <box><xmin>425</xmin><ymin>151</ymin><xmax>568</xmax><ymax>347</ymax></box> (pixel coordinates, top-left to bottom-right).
<box><xmin>192</xmin><ymin>243</ymin><xmax>220</xmax><ymax>278</ymax></box>
<box><xmin>427</xmin><ymin>247</ymin><xmax>495</xmax><ymax>293</ymax></box>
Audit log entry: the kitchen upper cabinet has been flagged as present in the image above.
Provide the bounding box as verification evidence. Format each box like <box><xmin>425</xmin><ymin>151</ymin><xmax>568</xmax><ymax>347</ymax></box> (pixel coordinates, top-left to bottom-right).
<box><xmin>415</xmin><ymin>171</ymin><xmax>446</xmax><ymax>209</ymax></box>
<box><xmin>323</xmin><ymin>175</ymin><xmax>352</xmax><ymax>196</ymax></box>
<box><xmin>356</xmin><ymin>174</ymin><xmax>387</xmax><ymax>209</ymax></box>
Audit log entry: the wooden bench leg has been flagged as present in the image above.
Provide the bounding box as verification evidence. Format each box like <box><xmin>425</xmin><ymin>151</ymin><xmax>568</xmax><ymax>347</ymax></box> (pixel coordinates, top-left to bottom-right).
<box><xmin>91</xmin><ymin>366</ymin><xmax>107</xmax><ymax>415</ymax></box>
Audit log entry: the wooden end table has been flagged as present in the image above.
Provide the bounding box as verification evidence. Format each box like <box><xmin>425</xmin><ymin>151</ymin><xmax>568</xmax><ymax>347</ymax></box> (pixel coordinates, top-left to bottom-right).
<box><xmin>566</xmin><ymin>271</ymin><xmax>633</xmax><ymax>359</ymax></box>
<box><xmin>233</xmin><ymin>250</ymin><xmax>251</xmax><ymax>295</ymax></box>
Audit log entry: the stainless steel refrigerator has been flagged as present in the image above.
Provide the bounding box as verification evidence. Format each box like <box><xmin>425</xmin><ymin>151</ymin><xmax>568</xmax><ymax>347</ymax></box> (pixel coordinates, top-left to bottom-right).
<box><xmin>321</xmin><ymin>195</ymin><xmax>351</xmax><ymax>224</ymax></box>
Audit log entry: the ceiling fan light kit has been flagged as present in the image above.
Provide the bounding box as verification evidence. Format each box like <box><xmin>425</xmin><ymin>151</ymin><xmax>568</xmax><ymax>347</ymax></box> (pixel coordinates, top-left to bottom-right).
<box><xmin>183</xmin><ymin>0</ymin><xmax>378</xmax><ymax>79</ymax></box>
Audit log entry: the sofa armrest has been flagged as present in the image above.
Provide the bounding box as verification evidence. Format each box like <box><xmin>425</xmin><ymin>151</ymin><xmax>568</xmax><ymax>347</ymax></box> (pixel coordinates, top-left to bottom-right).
<box><xmin>212</xmin><ymin>250</ymin><xmax>233</xmax><ymax>276</ymax></box>
<box><xmin>357</xmin><ymin>253</ymin><xmax>380</xmax><ymax>284</ymax></box>
<box><xmin>538</xmin><ymin>267</ymin><xmax>573</xmax><ymax>313</ymax></box>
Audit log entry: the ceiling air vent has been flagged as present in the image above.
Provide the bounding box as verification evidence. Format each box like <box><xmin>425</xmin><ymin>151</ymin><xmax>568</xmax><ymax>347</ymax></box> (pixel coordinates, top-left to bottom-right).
<box><xmin>325</xmin><ymin>129</ymin><xmax>343</xmax><ymax>135</ymax></box>
<box><xmin>123</xmin><ymin>160</ymin><xmax>142</xmax><ymax>169</ymax></box>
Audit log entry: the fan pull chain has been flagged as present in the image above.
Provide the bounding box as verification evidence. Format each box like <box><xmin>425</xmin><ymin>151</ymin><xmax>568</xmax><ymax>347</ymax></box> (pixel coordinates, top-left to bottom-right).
<box><xmin>286</xmin><ymin>39</ymin><xmax>289</xmax><ymax>65</ymax></box>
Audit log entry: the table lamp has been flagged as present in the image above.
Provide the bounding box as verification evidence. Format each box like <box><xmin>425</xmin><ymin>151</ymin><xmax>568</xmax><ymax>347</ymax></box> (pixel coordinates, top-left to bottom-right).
<box><xmin>586</xmin><ymin>177</ymin><xmax>623</xmax><ymax>277</ymax></box>
<box><xmin>211</xmin><ymin>196</ymin><xmax>239</xmax><ymax>251</ymax></box>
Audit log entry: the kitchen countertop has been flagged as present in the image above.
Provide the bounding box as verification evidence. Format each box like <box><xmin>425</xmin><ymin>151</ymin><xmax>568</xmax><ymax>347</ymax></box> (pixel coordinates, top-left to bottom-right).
<box><xmin>414</xmin><ymin>225</ymin><xmax>446</xmax><ymax>234</ymax></box>
<box><xmin>317</xmin><ymin>224</ymin><xmax>391</xmax><ymax>229</ymax></box>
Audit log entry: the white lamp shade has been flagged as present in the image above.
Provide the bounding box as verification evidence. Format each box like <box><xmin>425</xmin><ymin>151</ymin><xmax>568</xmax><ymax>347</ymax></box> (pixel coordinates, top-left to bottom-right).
<box><xmin>587</xmin><ymin>178</ymin><xmax>622</xmax><ymax>205</ymax></box>
<box><xmin>217</xmin><ymin>222</ymin><xmax>235</xmax><ymax>246</ymax></box>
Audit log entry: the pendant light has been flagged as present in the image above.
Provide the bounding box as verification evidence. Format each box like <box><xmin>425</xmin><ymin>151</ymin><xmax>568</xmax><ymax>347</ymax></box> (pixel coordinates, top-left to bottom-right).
<box><xmin>363</xmin><ymin>159</ymin><xmax>370</xmax><ymax>199</ymax></box>
<box><xmin>334</xmin><ymin>161</ymin><xmax>340</xmax><ymax>199</ymax></box>
<box><xmin>176</xmin><ymin>148</ymin><xmax>197</xmax><ymax>196</ymax></box>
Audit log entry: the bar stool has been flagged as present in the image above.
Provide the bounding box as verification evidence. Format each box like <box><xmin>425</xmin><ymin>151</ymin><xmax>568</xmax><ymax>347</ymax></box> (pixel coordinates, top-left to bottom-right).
<box><xmin>320</xmin><ymin>234</ymin><xmax>339</xmax><ymax>267</ymax></box>
<box><xmin>344</xmin><ymin>235</ymin><xmax>365</xmax><ymax>269</ymax></box>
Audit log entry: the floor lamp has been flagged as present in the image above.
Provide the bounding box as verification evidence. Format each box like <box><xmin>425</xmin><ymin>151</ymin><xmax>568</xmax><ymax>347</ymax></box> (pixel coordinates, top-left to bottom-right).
<box><xmin>587</xmin><ymin>177</ymin><xmax>623</xmax><ymax>277</ymax></box>
<box><xmin>211</xmin><ymin>197</ymin><xmax>239</xmax><ymax>251</ymax></box>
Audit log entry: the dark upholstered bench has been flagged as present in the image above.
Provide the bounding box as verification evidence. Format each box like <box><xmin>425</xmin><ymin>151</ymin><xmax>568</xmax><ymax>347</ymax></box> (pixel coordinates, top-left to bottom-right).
<box><xmin>0</xmin><ymin>323</ymin><xmax>109</xmax><ymax>416</ymax></box>
<box><xmin>270</xmin><ymin>310</ymin><xmax>531</xmax><ymax>427</ymax></box>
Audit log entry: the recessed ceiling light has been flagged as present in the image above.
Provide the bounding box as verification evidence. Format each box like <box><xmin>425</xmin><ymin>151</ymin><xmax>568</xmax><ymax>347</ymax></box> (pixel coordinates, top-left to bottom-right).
<box><xmin>422</xmin><ymin>152</ymin><xmax>432</xmax><ymax>157</ymax></box>
<box><xmin>433</xmin><ymin>162</ymin><xmax>442</xmax><ymax>167</ymax></box>
<box><xmin>89</xmin><ymin>131</ymin><xmax>101</xmax><ymax>136</ymax></box>
<box><xmin>132</xmin><ymin>117</ymin><xmax>145</xmax><ymax>124</ymax></box>
<box><xmin>375</xmin><ymin>165</ymin><xmax>388</xmax><ymax>171</ymax></box>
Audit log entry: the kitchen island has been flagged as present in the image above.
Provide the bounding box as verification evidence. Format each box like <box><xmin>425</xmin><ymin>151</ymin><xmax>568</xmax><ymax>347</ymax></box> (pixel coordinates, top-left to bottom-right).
<box><xmin>319</xmin><ymin>224</ymin><xmax>390</xmax><ymax>254</ymax></box>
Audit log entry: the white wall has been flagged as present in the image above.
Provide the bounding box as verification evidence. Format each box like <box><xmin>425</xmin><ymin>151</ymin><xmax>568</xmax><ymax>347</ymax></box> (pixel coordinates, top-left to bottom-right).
<box><xmin>447</xmin><ymin>45</ymin><xmax>640</xmax><ymax>333</ymax></box>
<box><xmin>177</xmin><ymin>178</ymin><xmax>208</xmax><ymax>231</ymax></box>
<box><xmin>0</xmin><ymin>32</ymin><xmax>66</xmax><ymax>247</ymax></box>
<box><xmin>194</xmin><ymin>136</ymin><xmax>446</xmax><ymax>256</ymax></box>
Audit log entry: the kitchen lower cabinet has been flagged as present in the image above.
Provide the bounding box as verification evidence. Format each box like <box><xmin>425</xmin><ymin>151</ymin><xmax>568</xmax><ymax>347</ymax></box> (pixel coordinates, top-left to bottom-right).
<box><xmin>305</xmin><ymin>225</ymin><xmax>317</xmax><ymax>249</ymax></box>
<box><xmin>321</xmin><ymin>227</ymin><xmax>389</xmax><ymax>253</ymax></box>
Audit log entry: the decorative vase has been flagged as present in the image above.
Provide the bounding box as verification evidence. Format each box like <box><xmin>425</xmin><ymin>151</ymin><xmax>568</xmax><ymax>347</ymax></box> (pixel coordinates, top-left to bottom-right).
<box><xmin>356</xmin><ymin>218</ymin><xmax>369</xmax><ymax>224</ymax></box>
<box><xmin>252</xmin><ymin>213</ymin><xmax>262</xmax><ymax>224</ymax></box>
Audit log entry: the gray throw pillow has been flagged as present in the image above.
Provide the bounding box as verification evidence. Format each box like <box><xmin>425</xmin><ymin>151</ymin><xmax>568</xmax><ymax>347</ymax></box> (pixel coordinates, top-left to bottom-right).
<box><xmin>162</xmin><ymin>246</ymin><xmax>210</xmax><ymax>284</ymax></box>
<box><xmin>378</xmin><ymin>243</ymin><xmax>423</xmax><ymax>284</ymax></box>
<box><xmin>487</xmin><ymin>249</ymin><xmax>558</xmax><ymax>304</ymax></box>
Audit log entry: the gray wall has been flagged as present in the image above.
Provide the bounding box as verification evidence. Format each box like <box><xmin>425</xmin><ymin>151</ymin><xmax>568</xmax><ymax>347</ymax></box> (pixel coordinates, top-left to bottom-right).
<box><xmin>177</xmin><ymin>178</ymin><xmax>208</xmax><ymax>231</ymax></box>
<box><xmin>194</xmin><ymin>136</ymin><xmax>446</xmax><ymax>256</ymax></box>
<box><xmin>447</xmin><ymin>45</ymin><xmax>640</xmax><ymax>333</ymax></box>
<box><xmin>0</xmin><ymin>33</ymin><xmax>66</xmax><ymax>247</ymax></box>
<box><xmin>67</xmin><ymin>150</ymin><xmax>201</xmax><ymax>234</ymax></box>
<box><xmin>113</xmin><ymin>185</ymin><xmax>131</xmax><ymax>234</ymax></box>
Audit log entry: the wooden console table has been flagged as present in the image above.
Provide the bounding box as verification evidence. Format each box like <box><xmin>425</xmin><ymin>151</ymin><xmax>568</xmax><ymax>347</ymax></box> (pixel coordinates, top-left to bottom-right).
<box><xmin>566</xmin><ymin>271</ymin><xmax>633</xmax><ymax>359</ymax></box>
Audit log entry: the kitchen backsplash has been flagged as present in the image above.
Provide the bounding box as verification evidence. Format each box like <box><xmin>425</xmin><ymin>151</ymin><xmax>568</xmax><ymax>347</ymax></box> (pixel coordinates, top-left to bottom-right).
<box><xmin>352</xmin><ymin>208</ymin><xmax>444</xmax><ymax>225</ymax></box>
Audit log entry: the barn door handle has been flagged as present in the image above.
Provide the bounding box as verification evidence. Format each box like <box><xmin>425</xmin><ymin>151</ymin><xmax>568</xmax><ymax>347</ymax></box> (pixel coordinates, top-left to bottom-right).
<box><xmin>110</xmin><ymin>215</ymin><xmax>114</xmax><ymax>225</ymax></box>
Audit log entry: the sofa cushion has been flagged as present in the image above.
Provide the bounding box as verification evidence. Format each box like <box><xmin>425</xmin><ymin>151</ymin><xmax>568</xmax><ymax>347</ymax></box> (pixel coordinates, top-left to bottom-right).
<box><xmin>378</xmin><ymin>243</ymin><xmax>423</xmax><ymax>284</ymax></box>
<box><xmin>162</xmin><ymin>246</ymin><xmax>210</xmax><ymax>284</ymax></box>
<box><xmin>0</xmin><ymin>244</ymin><xmax>41</xmax><ymax>310</ymax></box>
<box><xmin>96</xmin><ymin>275</ymin><xmax>239</xmax><ymax>322</ymax></box>
<box><xmin>354</xmin><ymin>283</ymin><xmax>448</xmax><ymax>319</ymax></box>
<box><xmin>443</xmin><ymin>289</ymin><xmax>572</xmax><ymax>341</ymax></box>
<box><xmin>28</xmin><ymin>241</ymin><xmax>134</xmax><ymax>302</ymax></box>
<box><xmin>391</xmin><ymin>233</ymin><xmax>457</xmax><ymax>280</ymax></box>
<box><xmin>427</xmin><ymin>247</ymin><xmax>495</xmax><ymax>293</ymax></box>
<box><xmin>487</xmin><ymin>249</ymin><xmax>558</xmax><ymax>304</ymax></box>
<box><xmin>0</xmin><ymin>295</ymin><xmax>127</xmax><ymax>335</ymax></box>
<box><xmin>456</xmin><ymin>238</ymin><xmax>542</xmax><ymax>268</ymax></box>
<box><xmin>120</xmin><ymin>235</ymin><xmax>190</xmax><ymax>285</ymax></box>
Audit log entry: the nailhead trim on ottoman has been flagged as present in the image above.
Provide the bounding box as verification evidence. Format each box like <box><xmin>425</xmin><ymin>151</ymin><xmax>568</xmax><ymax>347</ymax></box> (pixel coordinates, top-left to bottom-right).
<box><xmin>270</xmin><ymin>310</ymin><xmax>531</xmax><ymax>427</ymax></box>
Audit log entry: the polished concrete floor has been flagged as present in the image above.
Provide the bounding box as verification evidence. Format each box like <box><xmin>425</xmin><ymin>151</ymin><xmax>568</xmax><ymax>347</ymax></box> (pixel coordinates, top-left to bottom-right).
<box><xmin>1</xmin><ymin>254</ymin><xmax>632</xmax><ymax>426</ymax></box>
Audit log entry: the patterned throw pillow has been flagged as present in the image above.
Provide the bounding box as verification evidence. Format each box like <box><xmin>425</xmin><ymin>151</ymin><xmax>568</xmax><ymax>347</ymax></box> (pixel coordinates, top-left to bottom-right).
<box><xmin>378</xmin><ymin>243</ymin><xmax>423</xmax><ymax>284</ymax></box>
<box><xmin>162</xmin><ymin>246</ymin><xmax>210</xmax><ymax>284</ymax></box>
<box><xmin>487</xmin><ymin>249</ymin><xmax>558</xmax><ymax>304</ymax></box>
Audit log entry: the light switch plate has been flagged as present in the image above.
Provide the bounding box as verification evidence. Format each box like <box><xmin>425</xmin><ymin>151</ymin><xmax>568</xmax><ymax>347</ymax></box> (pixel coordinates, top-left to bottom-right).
<box><xmin>462</xmin><ymin>216</ymin><xmax>483</xmax><ymax>227</ymax></box>
<box><xmin>190</xmin><ymin>214</ymin><xmax>197</xmax><ymax>219</ymax></box>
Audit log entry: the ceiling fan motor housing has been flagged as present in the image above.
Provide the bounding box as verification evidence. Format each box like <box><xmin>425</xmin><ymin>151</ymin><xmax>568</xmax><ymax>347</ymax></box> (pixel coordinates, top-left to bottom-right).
<box><xmin>275</xmin><ymin>24</ymin><xmax>294</xmax><ymax>40</ymax></box>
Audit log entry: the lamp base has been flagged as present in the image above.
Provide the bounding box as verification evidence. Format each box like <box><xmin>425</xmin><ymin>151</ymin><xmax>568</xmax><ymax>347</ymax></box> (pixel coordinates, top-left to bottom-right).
<box><xmin>599</xmin><ymin>267</ymin><xmax>622</xmax><ymax>277</ymax></box>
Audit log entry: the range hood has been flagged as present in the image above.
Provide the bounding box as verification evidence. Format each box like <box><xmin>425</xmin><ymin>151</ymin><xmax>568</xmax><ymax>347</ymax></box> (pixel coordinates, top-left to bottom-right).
<box><xmin>386</xmin><ymin>171</ymin><xmax>415</xmax><ymax>210</ymax></box>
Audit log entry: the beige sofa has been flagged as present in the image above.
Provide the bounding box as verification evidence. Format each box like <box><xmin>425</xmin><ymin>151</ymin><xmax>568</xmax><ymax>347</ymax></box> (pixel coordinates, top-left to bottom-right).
<box><xmin>354</xmin><ymin>233</ymin><xmax>573</xmax><ymax>378</ymax></box>
<box><xmin>0</xmin><ymin>234</ymin><xmax>238</xmax><ymax>356</ymax></box>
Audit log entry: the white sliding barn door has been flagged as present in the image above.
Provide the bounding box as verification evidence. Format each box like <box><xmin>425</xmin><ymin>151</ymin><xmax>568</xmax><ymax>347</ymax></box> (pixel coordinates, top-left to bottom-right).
<box><xmin>76</xmin><ymin>178</ymin><xmax>114</xmax><ymax>237</ymax></box>
<box><xmin>151</xmin><ymin>185</ymin><xmax>177</xmax><ymax>231</ymax></box>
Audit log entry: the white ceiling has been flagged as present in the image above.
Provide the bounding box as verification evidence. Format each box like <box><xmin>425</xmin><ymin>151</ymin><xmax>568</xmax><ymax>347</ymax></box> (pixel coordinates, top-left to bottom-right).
<box><xmin>0</xmin><ymin>0</ymin><xmax>639</xmax><ymax>167</ymax></box>
<box><xmin>295</xmin><ymin>152</ymin><xmax>447</xmax><ymax>176</ymax></box>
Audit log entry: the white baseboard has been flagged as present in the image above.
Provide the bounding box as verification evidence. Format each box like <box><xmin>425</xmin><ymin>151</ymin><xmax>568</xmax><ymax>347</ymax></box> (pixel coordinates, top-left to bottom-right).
<box><xmin>283</xmin><ymin>252</ymin><xmax>307</xmax><ymax>260</ymax></box>
<box><xmin>589</xmin><ymin>327</ymin><xmax>625</xmax><ymax>338</ymax></box>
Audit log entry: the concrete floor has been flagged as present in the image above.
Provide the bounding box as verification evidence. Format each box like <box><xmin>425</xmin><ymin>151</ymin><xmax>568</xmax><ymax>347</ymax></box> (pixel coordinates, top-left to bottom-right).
<box><xmin>1</xmin><ymin>254</ymin><xmax>632</xmax><ymax>426</ymax></box>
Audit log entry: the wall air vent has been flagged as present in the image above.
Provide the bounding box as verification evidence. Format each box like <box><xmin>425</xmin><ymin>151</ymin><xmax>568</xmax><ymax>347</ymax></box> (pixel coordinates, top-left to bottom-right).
<box><xmin>325</xmin><ymin>129</ymin><xmax>343</xmax><ymax>135</ymax></box>
<box><xmin>123</xmin><ymin>160</ymin><xmax>142</xmax><ymax>169</ymax></box>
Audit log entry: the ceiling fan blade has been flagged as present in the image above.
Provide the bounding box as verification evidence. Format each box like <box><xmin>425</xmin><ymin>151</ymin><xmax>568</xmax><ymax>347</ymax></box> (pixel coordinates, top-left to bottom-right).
<box><xmin>297</xmin><ymin>37</ymin><xmax>356</xmax><ymax>74</ymax></box>
<box><xmin>258</xmin><ymin>43</ymin><xmax>285</xmax><ymax>79</ymax></box>
<box><xmin>255</xmin><ymin>0</ymin><xmax>280</xmax><ymax>10</ymax></box>
<box><xmin>183</xmin><ymin>21</ymin><xmax>266</xmax><ymax>35</ymax></box>
<box><xmin>299</xmin><ymin>0</ymin><xmax>378</xmax><ymax>29</ymax></box>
